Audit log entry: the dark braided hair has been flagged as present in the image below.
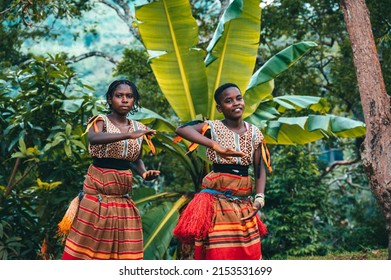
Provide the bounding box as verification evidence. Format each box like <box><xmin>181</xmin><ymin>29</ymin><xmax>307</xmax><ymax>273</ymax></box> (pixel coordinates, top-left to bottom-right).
<box><xmin>214</xmin><ymin>83</ymin><xmax>240</xmax><ymax>104</ymax></box>
<box><xmin>105</xmin><ymin>79</ymin><xmax>141</xmax><ymax>114</ymax></box>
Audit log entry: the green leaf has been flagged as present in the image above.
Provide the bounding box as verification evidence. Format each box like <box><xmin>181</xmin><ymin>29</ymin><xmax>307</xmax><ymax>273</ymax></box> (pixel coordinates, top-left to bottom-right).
<box><xmin>263</xmin><ymin>115</ymin><xmax>366</xmax><ymax>145</ymax></box>
<box><xmin>61</xmin><ymin>99</ymin><xmax>84</xmax><ymax>113</ymax></box>
<box><xmin>251</xmin><ymin>41</ymin><xmax>318</xmax><ymax>85</ymax></box>
<box><xmin>245</xmin><ymin>102</ymin><xmax>280</xmax><ymax>122</ymax></box>
<box><xmin>135</xmin><ymin>0</ymin><xmax>209</xmax><ymax>122</ymax></box>
<box><xmin>206</xmin><ymin>0</ymin><xmax>261</xmax><ymax>119</ymax></box>
<box><xmin>18</xmin><ymin>138</ymin><xmax>26</xmax><ymax>153</ymax></box>
<box><xmin>242</xmin><ymin>80</ymin><xmax>274</xmax><ymax>119</ymax></box>
<box><xmin>243</xmin><ymin>41</ymin><xmax>318</xmax><ymax>118</ymax></box>
<box><xmin>70</xmin><ymin>139</ymin><xmax>86</xmax><ymax>150</ymax></box>
<box><xmin>143</xmin><ymin>195</ymin><xmax>190</xmax><ymax>260</ymax></box>
<box><xmin>130</xmin><ymin>107</ymin><xmax>176</xmax><ymax>132</ymax></box>
<box><xmin>64</xmin><ymin>144</ymin><xmax>72</xmax><ymax>157</ymax></box>
<box><xmin>11</xmin><ymin>152</ymin><xmax>25</xmax><ymax>159</ymax></box>
<box><xmin>65</xmin><ymin>124</ymin><xmax>72</xmax><ymax>135</ymax></box>
<box><xmin>273</xmin><ymin>95</ymin><xmax>330</xmax><ymax>113</ymax></box>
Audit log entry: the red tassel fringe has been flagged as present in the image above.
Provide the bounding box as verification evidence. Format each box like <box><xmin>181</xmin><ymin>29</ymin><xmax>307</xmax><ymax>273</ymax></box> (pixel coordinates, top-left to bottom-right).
<box><xmin>255</xmin><ymin>214</ymin><xmax>268</xmax><ymax>237</ymax></box>
<box><xmin>173</xmin><ymin>192</ymin><xmax>215</xmax><ymax>244</ymax></box>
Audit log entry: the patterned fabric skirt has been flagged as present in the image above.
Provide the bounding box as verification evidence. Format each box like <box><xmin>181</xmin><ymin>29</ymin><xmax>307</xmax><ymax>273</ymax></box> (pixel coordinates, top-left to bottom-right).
<box><xmin>174</xmin><ymin>171</ymin><xmax>267</xmax><ymax>260</ymax></box>
<box><xmin>62</xmin><ymin>164</ymin><xmax>143</xmax><ymax>260</ymax></box>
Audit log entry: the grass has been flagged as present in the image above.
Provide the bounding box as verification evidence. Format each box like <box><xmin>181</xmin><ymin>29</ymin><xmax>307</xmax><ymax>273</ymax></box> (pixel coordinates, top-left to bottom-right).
<box><xmin>287</xmin><ymin>248</ymin><xmax>388</xmax><ymax>260</ymax></box>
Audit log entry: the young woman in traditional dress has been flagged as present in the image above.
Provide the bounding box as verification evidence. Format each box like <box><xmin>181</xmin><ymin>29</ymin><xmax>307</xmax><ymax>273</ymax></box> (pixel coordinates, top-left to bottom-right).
<box><xmin>173</xmin><ymin>83</ymin><xmax>272</xmax><ymax>260</ymax></box>
<box><xmin>60</xmin><ymin>79</ymin><xmax>160</xmax><ymax>260</ymax></box>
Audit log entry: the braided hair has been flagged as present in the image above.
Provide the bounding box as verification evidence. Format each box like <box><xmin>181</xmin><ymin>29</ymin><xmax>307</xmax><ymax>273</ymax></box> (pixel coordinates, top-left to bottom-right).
<box><xmin>105</xmin><ymin>79</ymin><xmax>141</xmax><ymax>114</ymax></box>
<box><xmin>214</xmin><ymin>83</ymin><xmax>240</xmax><ymax>104</ymax></box>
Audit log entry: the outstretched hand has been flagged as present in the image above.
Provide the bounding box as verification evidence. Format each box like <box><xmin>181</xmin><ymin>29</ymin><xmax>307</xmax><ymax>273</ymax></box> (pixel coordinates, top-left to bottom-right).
<box><xmin>142</xmin><ymin>170</ymin><xmax>160</xmax><ymax>181</ymax></box>
<box><xmin>129</xmin><ymin>129</ymin><xmax>157</xmax><ymax>139</ymax></box>
<box><xmin>213</xmin><ymin>143</ymin><xmax>245</xmax><ymax>159</ymax></box>
<box><xmin>240</xmin><ymin>200</ymin><xmax>262</xmax><ymax>221</ymax></box>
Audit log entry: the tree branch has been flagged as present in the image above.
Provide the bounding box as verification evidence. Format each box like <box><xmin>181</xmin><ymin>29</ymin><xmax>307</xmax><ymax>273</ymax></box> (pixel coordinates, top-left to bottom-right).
<box><xmin>321</xmin><ymin>158</ymin><xmax>361</xmax><ymax>177</ymax></box>
<box><xmin>66</xmin><ymin>51</ymin><xmax>119</xmax><ymax>65</ymax></box>
<box><xmin>98</xmin><ymin>0</ymin><xmax>141</xmax><ymax>41</ymax></box>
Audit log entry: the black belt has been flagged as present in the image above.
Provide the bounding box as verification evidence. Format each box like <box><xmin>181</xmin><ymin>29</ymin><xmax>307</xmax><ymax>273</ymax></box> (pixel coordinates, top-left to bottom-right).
<box><xmin>212</xmin><ymin>163</ymin><xmax>249</xmax><ymax>176</ymax></box>
<box><xmin>92</xmin><ymin>157</ymin><xmax>131</xmax><ymax>170</ymax></box>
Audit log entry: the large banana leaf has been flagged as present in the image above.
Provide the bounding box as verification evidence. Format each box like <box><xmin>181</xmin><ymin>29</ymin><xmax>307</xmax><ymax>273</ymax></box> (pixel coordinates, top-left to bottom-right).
<box><xmin>264</xmin><ymin>115</ymin><xmax>366</xmax><ymax>145</ymax></box>
<box><xmin>243</xmin><ymin>41</ymin><xmax>318</xmax><ymax>119</ymax></box>
<box><xmin>244</xmin><ymin>95</ymin><xmax>329</xmax><ymax>128</ymax></box>
<box><xmin>141</xmin><ymin>195</ymin><xmax>190</xmax><ymax>260</ymax></box>
<box><xmin>130</xmin><ymin>107</ymin><xmax>176</xmax><ymax>132</ymax></box>
<box><xmin>272</xmin><ymin>95</ymin><xmax>330</xmax><ymax>114</ymax></box>
<box><xmin>135</xmin><ymin>0</ymin><xmax>209</xmax><ymax>121</ymax></box>
<box><xmin>205</xmin><ymin>0</ymin><xmax>261</xmax><ymax>119</ymax></box>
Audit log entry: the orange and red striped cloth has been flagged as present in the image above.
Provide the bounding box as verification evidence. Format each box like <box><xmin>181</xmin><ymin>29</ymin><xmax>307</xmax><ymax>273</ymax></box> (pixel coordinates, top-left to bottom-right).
<box><xmin>174</xmin><ymin>172</ymin><xmax>267</xmax><ymax>260</ymax></box>
<box><xmin>62</xmin><ymin>165</ymin><xmax>143</xmax><ymax>260</ymax></box>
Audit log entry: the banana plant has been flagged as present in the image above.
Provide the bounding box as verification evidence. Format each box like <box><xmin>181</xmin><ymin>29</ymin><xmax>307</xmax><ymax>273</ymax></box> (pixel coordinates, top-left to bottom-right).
<box><xmin>134</xmin><ymin>0</ymin><xmax>365</xmax><ymax>142</ymax></box>
<box><xmin>128</xmin><ymin>0</ymin><xmax>366</xmax><ymax>259</ymax></box>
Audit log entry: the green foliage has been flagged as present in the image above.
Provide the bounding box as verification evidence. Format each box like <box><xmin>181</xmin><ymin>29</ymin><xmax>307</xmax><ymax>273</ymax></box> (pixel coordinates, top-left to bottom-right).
<box><xmin>0</xmin><ymin>0</ymin><xmax>387</xmax><ymax>261</ymax></box>
<box><xmin>0</xmin><ymin>54</ymin><xmax>97</xmax><ymax>259</ymax></box>
<box><xmin>262</xmin><ymin>142</ymin><xmax>387</xmax><ymax>259</ymax></box>
<box><xmin>260</xmin><ymin>0</ymin><xmax>390</xmax><ymax>119</ymax></box>
<box><xmin>1</xmin><ymin>0</ymin><xmax>92</xmax><ymax>27</ymax></box>
<box><xmin>288</xmin><ymin>248</ymin><xmax>388</xmax><ymax>260</ymax></box>
<box><xmin>0</xmin><ymin>221</ymin><xmax>23</xmax><ymax>259</ymax></box>
<box><xmin>0</xmin><ymin>0</ymin><xmax>93</xmax><ymax>67</ymax></box>
<box><xmin>320</xmin><ymin>141</ymin><xmax>388</xmax><ymax>251</ymax></box>
<box><xmin>262</xmin><ymin>145</ymin><xmax>330</xmax><ymax>259</ymax></box>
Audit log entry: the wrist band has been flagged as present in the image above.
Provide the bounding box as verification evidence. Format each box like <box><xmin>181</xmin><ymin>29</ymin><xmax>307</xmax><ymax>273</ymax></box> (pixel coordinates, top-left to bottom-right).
<box><xmin>254</xmin><ymin>193</ymin><xmax>265</xmax><ymax>199</ymax></box>
<box><xmin>254</xmin><ymin>196</ymin><xmax>265</xmax><ymax>208</ymax></box>
<box><xmin>254</xmin><ymin>193</ymin><xmax>265</xmax><ymax>208</ymax></box>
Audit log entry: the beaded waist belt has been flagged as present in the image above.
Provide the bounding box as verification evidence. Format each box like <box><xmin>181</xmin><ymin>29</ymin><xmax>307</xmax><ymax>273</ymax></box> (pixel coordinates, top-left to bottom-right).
<box><xmin>200</xmin><ymin>188</ymin><xmax>250</xmax><ymax>201</ymax></box>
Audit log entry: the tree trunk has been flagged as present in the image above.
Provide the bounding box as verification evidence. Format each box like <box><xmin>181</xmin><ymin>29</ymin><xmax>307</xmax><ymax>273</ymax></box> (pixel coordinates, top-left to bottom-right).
<box><xmin>340</xmin><ymin>0</ymin><xmax>391</xmax><ymax>259</ymax></box>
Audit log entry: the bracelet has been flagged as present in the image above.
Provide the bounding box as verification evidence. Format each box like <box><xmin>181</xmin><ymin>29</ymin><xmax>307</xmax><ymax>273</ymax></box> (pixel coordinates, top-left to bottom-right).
<box><xmin>254</xmin><ymin>193</ymin><xmax>265</xmax><ymax>208</ymax></box>
<box><xmin>254</xmin><ymin>193</ymin><xmax>265</xmax><ymax>199</ymax></box>
<box><xmin>254</xmin><ymin>196</ymin><xmax>265</xmax><ymax>208</ymax></box>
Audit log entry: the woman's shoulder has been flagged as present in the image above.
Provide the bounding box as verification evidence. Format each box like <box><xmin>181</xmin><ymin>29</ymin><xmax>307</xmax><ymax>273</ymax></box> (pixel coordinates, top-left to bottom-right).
<box><xmin>86</xmin><ymin>114</ymin><xmax>107</xmax><ymax>124</ymax></box>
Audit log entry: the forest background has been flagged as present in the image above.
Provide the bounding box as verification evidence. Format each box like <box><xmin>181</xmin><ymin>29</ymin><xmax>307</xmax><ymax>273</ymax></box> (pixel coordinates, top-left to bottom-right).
<box><xmin>0</xmin><ymin>0</ymin><xmax>390</xmax><ymax>260</ymax></box>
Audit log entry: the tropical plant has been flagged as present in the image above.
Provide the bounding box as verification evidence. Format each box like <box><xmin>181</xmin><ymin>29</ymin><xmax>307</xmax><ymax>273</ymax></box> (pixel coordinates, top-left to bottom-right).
<box><xmin>0</xmin><ymin>54</ymin><xmax>102</xmax><ymax>259</ymax></box>
<box><xmin>125</xmin><ymin>0</ymin><xmax>366</xmax><ymax>259</ymax></box>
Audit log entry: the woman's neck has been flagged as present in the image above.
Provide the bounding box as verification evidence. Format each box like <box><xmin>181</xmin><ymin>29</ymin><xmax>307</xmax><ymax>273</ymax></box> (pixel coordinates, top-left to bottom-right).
<box><xmin>108</xmin><ymin>112</ymin><xmax>128</xmax><ymax>126</ymax></box>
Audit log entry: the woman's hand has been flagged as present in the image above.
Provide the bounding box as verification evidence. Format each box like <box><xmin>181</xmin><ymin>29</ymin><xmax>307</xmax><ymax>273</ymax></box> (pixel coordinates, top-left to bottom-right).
<box><xmin>240</xmin><ymin>200</ymin><xmax>262</xmax><ymax>221</ymax></box>
<box><xmin>142</xmin><ymin>170</ymin><xmax>160</xmax><ymax>181</ymax></box>
<box><xmin>213</xmin><ymin>143</ymin><xmax>245</xmax><ymax>159</ymax></box>
<box><xmin>129</xmin><ymin>129</ymin><xmax>157</xmax><ymax>139</ymax></box>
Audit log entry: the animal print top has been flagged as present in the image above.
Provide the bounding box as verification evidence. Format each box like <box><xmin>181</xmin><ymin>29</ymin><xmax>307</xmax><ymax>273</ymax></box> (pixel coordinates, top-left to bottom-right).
<box><xmin>88</xmin><ymin>114</ymin><xmax>147</xmax><ymax>162</ymax></box>
<box><xmin>205</xmin><ymin>120</ymin><xmax>263</xmax><ymax>166</ymax></box>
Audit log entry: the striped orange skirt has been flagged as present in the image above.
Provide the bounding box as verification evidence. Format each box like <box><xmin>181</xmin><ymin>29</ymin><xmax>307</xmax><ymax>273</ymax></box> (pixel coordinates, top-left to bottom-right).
<box><xmin>62</xmin><ymin>164</ymin><xmax>143</xmax><ymax>260</ymax></box>
<box><xmin>174</xmin><ymin>171</ymin><xmax>267</xmax><ymax>260</ymax></box>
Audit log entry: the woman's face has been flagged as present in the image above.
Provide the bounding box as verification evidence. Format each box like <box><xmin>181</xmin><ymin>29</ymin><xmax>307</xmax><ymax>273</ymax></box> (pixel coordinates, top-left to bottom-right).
<box><xmin>216</xmin><ymin>86</ymin><xmax>245</xmax><ymax>120</ymax></box>
<box><xmin>108</xmin><ymin>84</ymin><xmax>135</xmax><ymax>116</ymax></box>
